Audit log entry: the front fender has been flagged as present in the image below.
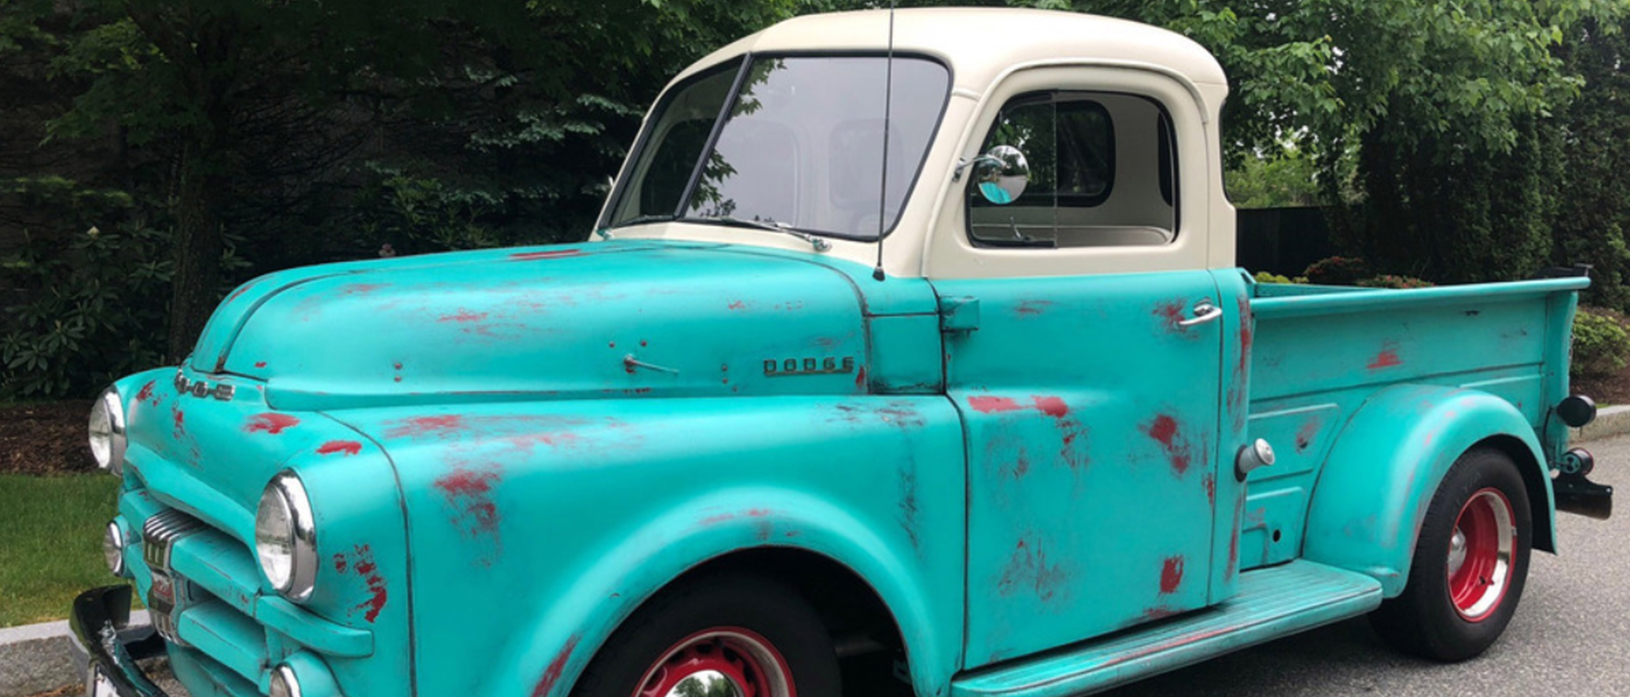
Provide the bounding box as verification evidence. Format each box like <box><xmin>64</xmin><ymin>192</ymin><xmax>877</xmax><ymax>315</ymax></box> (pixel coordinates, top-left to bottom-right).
<box><xmin>1302</xmin><ymin>384</ymin><xmax>1553</xmax><ymax>596</ymax></box>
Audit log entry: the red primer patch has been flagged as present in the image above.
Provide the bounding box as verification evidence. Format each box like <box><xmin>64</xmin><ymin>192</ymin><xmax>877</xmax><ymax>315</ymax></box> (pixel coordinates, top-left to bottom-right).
<box><xmin>1202</xmin><ymin>473</ymin><xmax>1216</xmax><ymax>506</ymax></box>
<box><xmin>855</xmin><ymin>366</ymin><xmax>867</xmax><ymax>391</ymax></box>
<box><xmin>333</xmin><ymin>554</ymin><xmax>347</xmax><ymax>574</ymax></box>
<box><xmin>1368</xmin><ymin>347</ymin><xmax>1402</xmax><ymax>370</ymax></box>
<box><xmin>511</xmin><ymin>249</ymin><xmax>581</xmax><ymax>261</ymax></box>
<box><xmin>317</xmin><ymin>440</ymin><xmax>363</xmax><ymax>456</ymax></box>
<box><xmin>254</xmin><ymin>361</ymin><xmax>268</xmax><ymax>369</ymax></box>
<box><xmin>531</xmin><ymin>635</ymin><xmax>580</xmax><ymax>697</ymax></box>
<box><xmin>968</xmin><ymin>395</ymin><xmax>1023</xmax><ymax>413</ymax></box>
<box><xmin>171</xmin><ymin>406</ymin><xmax>185</xmax><ymax>436</ymax></box>
<box><xmin>338</xmin><ymin>283</ymin><xmax>390</xmax><ymax>296</ymax></box>
<box><xmin>1160</xmin><ymin>556</ymin><xmax>1185</xmax><ymax>594</ymax></box>
<box><xmin>1032</xmin><ymin>396</ymin><xmax>1068</xmax><ymax>418</ymax></box>
<box><xmin>245</xmin><ymin>413</ymin><xmax>300</xmax><ymax>435</ymax></box>
<box><xmin>727</xmin><ymin>300</ymin><xmax>746</xmax><ymax>310</ymax></box>
<box><xmin>439</xmin><ymin>309</ymin><xmax>489</xmax><ymax>323</ymax></box>
<box><xmin>1143</xmin><ymin>414</ymin><xmax>1191</xmax><ymax>474</ymax></box>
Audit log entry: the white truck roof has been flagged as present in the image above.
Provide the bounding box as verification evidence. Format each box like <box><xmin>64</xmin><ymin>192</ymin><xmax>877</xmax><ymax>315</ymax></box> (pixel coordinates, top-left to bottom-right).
<box><xmin>672</xmin><ymin>8</ymin><xmax>1228</xmax><ymax>94</ymax></box>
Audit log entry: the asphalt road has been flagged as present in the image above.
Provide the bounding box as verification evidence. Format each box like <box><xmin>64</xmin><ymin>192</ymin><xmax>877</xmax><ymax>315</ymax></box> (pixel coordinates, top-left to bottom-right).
<box><xmin>1102</xmin><ymin>433</ymin><xmax>1630</xmax><ymax>697</ymax></box>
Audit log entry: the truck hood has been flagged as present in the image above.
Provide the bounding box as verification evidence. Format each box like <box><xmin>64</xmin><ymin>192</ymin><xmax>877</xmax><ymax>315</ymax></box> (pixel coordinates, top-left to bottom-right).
<box><xmin>191</xmin><ymin>241</ymin><xmax>919</xmax><ymax>411</ymax></box>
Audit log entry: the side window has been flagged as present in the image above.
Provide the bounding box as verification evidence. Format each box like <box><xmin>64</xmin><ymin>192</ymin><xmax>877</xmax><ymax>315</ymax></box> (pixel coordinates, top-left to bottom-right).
<box><xmin>968</xmin><ymin>91</ymin><xmax>1177</xmax><ymax>249</ymax></box>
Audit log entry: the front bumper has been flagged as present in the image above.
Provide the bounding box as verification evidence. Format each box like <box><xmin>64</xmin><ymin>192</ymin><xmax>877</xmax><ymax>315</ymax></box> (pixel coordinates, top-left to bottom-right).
<box><xmin>68</xmin><ymin>585</ymin><xmax>171</xmax><ymax>696</ymax></box>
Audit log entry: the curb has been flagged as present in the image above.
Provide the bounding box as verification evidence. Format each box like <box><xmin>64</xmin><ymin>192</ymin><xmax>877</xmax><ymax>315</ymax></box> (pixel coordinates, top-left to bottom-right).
<box><xmin>0</xmin><ymin>611</ymin><xmax>146</xmax><ymax>697</ymax></box>
<box><xmin>1574</xmin><ymin>404</ymin><xmax>1630</xmax><ymax>444</ymax></box>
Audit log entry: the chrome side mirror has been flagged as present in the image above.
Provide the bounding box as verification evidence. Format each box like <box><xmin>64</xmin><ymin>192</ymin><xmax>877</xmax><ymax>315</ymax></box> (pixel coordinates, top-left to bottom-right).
<box><xmin>971</xmin><ymin>145</ymin><xmax>1029</xmax><ymax>205</ymax></box>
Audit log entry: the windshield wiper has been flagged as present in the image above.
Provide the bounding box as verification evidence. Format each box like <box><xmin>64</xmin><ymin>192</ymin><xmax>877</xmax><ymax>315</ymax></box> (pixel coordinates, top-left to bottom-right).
<box><xmin>685</xmin><ymin>216</ymin><xmax>832</xmax><ymax>253</ymax></box>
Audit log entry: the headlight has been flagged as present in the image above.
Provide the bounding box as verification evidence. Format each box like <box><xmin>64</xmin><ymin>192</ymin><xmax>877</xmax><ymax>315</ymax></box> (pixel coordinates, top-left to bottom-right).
<box><xmin>255</xmin><ymin>471</ymin><xmax>317</xmax><ymax>602</ymax></box>
<box><xmin>270</xmin><ymin>664</ymin><xmax>302</xmax><ymax>697</ymax></box>
<box><xmin>87</xmin><ymin>388</ymin><xmax>127</xmax><ymax>475</ymax></box>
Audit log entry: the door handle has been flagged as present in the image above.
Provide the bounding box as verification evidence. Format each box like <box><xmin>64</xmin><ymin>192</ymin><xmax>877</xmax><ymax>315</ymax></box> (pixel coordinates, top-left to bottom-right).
<box><xmin>1177</xmin><ymin>300</ymin><xmax>1223</xmax><ymax>327</ymax></box>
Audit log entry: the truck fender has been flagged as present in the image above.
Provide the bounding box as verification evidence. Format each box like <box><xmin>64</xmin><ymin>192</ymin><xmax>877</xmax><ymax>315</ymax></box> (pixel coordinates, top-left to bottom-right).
<box><xmin>496</xmin><ymin>487</ymin><xmax>955</xmax><ymax>697</ymax></box>
<box><xmin>1301</xmin><ymin>384</ymin><xmax>1554</xmax><ymax>597</ymax></box>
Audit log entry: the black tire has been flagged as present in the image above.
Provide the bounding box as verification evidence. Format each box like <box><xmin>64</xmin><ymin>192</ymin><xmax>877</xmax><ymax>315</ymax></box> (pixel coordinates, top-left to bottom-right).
<box><xmin>570</xmin><ymin>573</ymin><xmax>841</xmax><ymax>697</ymax></box>
<box><xmin>1369</xmin><ymin>447</ymin><xmax>1532</xmax><ymax>661</ymax></box>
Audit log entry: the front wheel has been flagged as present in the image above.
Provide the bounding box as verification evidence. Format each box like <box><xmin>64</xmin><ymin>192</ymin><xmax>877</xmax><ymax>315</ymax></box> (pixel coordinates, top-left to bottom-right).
<box><xmin>570</xmin><ymin>573</ymin><xmax>841</xmax><ymax>697</ymax></box>
<box><xmin>1370</xmin><ymin>448</ymin><xmax>1532</xmax><ymax>661</ymax></box>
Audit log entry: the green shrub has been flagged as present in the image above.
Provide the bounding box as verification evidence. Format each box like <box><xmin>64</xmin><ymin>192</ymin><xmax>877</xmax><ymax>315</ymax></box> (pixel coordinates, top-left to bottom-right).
<box><xmin>2</xmin><ymin>224</ymin><xmax>175</xmax><ymax>398</ymax></box>
<box><xmin>1572</xmin><ymin>307</ymin><xmax>1630</xmax><ymax>380</ymax></box>
<box><xmin>1302</xmin><ymin>256</ymin><xmax>1373</xmax><ymax>285</ymax></box>
<box><xmin>1252</xmin><ymin>271</ymin><xmax>1308</xmax><ymax>285</ymax></box>
<box><xmin>1357</xmin><ymin>274</ymin><xmax>1435</xmax><ymax>289</ymax></box>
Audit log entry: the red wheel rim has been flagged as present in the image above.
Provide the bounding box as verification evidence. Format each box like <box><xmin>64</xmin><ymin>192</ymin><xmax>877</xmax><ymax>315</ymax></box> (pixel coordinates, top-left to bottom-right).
<box><xmin>1445</xmin><ymin>488</ymin><xmax>1517</xmax><ymax>622</ymax></box>
<box><xmin>635</xmin><ymin>628</ymin><xmax>795</xmax><ymax>697</ymax></box>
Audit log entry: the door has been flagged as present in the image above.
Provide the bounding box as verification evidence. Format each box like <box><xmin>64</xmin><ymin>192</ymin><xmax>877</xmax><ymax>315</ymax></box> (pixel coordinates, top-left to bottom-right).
<box><xmin>939</xmin><ymin>272</ymin><xmax>1225</xmax><ymax>666</ymax></box>
<box><xmin>932</xmin><ymin>84</ymin><xmax>1227</xmax><ymax>667</ymax></box>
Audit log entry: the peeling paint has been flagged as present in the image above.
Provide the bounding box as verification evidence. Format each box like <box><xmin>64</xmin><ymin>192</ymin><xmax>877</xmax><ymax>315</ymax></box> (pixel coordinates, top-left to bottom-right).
<box><xmin>1368</xmin><ymin>343</ymin><xmax>1403</xmax><ymax>370</ymax></box>
<box><xmin>135</xmin><ymin>381</ymin><xmax>157</xmax><ymax>406</ymax></box>
<box><xmin>510</xmin><ymin>249</ymin><xmax>581</xmax><ymax>261</ymax></box>
<box><xmin>333</xmin><ymin>545</ymin><xmax>388</xmax><ymax>623</ymax></box>
<box><xmin>1295</xmin><ymin>417</ymin><xmax>1322</xmax><ymax>453</ymax></box>
<box><xmin>1159</xmin><ymin>556</ymin><xmax>1185</xmax><ymax>594</ymax></box>
<box><xmin>1142</xmin><ymin>414</ymin><xmax>1191</xmax><ymax>475</ymax></box>
<box><xmin>434</xmin><ymin>465</ymin><xmax>504</xmax><ymax>563</ymax></box>
<box><xmin>245</xmin><ymin>413</ymin><xmax>301</xmax><ymax>435</ymax></box>
<box><xmin>1154</xmin><ymin>299</ymin><xmax>1188</xmax><ymax>332</ymax></box>
<box><xmin>968</xmin><ymin>395</ymin><xmax>1024</xmax><ymax>413</ymax></box>
<box><xmin>317</xmin><ymin>440</ymin><xmax>363</xmax><ymax>456</ymax></box>
<box><xmin>1015</xmin><ymin>300</ymin><xmax>1054</xmax><ymax>317</ymax></box>
<box><xmin>998</xmin><ymin>536</ymin><xmax>1071</xmax><ymax>603</ymax></box>
<box><xmin>531</xmin><ymin>635</ymin><xmax>580</xmax><ymax>697</ymax></box>
<box><xmin>1032</xmin><ymin>396</ymin><xmax>1068</xmax><ymax>418</ymax></box>
<box><xmin>384</xmin><ymin>415</ymin><xmax>467</xmax><ymax>439</ymax></box>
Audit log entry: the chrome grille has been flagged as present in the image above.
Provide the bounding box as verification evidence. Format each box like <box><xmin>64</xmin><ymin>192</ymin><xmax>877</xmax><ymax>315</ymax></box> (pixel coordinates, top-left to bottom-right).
<box><xmin>141</xmin><ymin>508</ymin><xmax>207</xmax><ymax>646</ymax></box>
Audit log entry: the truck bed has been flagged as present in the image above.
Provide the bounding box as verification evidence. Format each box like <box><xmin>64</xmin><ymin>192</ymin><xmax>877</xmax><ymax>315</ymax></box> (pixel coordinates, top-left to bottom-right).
<box><xmin>1237</xmin><ymin>277</ymin><xmax>1587</xmax><ymax>571</ymax></box>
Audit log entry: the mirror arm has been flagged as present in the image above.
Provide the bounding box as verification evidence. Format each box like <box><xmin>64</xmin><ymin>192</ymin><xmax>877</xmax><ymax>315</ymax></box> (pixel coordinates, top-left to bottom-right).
<box><xmin>953</xmin><ymin>155</ymin><xmax>1003</xmax><ymax>182</ymax></box>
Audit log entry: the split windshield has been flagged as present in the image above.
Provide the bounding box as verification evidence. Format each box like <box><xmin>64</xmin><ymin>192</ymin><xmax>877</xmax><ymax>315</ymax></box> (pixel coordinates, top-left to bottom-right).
<box><xmin>603</xmin><ymin>54</ymin><xmax>951</xmax><ymax>240</ymax></box>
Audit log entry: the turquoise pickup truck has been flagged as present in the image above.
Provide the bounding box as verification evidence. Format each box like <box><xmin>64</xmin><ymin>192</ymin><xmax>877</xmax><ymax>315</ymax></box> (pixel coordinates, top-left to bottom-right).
<box><xmin>72</xmin><ymin>8</ymin><xmax>1613</xmax><ymax>697</ymax></box>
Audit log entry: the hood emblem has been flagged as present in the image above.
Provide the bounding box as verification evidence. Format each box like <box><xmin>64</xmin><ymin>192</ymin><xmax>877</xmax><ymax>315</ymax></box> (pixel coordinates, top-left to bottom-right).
<box><xmin>174</xmin><ymin>369</ymin><xmax>236</xmax><ymax>401</ymax></box>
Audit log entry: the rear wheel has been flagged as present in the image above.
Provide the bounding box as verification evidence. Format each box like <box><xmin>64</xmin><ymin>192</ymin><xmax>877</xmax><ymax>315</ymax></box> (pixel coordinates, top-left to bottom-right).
<box><xmin>570</xmin><ymin>573</ymin><xmax>841</xmax><ymax>697</ymax></box>
<box><xmin>1370</xmin><ymin>448</ymin><xmax>1532</xmax><ymax>661</ymax></box>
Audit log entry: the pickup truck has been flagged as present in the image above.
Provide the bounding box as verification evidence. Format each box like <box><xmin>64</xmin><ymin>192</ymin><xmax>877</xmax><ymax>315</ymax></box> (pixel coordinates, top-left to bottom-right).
<box><xmin>73</xmin><ymin>8</ymin><xmax>1614</xmax><ymax>697</ymax></box>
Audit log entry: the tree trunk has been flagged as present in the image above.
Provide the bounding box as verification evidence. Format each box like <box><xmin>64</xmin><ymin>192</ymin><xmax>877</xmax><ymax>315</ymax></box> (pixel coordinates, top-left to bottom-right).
<box><xmin>167</xmin><ymin>137</ymin><xmax>225</xmax><ymax>364</ymax></box>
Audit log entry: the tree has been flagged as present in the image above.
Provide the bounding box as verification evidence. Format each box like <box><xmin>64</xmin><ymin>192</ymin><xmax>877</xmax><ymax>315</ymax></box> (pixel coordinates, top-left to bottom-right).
<box><xmin>1550</xmin><ymin>17</ymin><xmax>1630</xmax><ymax>310</ymax></box>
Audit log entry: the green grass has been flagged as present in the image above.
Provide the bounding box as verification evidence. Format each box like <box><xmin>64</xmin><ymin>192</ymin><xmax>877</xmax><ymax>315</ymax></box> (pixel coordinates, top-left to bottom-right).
<box><xmin>0</xmin><ymin>473</ymin><xmax>132</xmax><ymax>627</ymax></box>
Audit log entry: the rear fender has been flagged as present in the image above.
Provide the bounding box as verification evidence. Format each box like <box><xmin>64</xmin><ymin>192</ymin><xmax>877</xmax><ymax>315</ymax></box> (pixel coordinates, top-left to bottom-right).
<box><xmin>1302</xmin><ymin>384</ymin><xmax>1553</xmax><ymax>596</ymax></box>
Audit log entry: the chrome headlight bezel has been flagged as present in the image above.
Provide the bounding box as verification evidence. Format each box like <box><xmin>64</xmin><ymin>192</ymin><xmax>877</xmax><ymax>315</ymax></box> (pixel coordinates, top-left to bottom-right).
<box><xmin>87</xmin><ymin>388</ymin><xmax>127</xmax><ymax>476</ymax></box>
<box><xmin>103</xmin><ymin>520</ymin><xmax>126</xmax><ymax>577</ymax></box>
<box><xmin>255</xmin><ymin>471</ymin><xmax>318</xmax><ymax>603</ymax></box>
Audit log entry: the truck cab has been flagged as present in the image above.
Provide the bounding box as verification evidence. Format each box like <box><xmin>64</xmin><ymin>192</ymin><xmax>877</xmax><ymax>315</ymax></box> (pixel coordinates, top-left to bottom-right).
<box><xmin>74</xmin><ymin>8</ymin><xmax>1611</xmax><ymax>697</ymax></box>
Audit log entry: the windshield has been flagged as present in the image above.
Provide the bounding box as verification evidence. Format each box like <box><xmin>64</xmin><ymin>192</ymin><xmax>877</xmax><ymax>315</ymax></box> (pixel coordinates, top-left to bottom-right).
<box><xmin>604</xmin><ymin>54</ymin><xmax>951</xmax><ymax>240</ymax></box>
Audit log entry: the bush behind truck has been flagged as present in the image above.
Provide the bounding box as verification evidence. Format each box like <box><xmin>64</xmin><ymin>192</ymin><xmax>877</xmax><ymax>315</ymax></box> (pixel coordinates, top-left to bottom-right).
<box><xmin>74</xmin><ymin>9</ymin><xmax>1612</xmax><ymax>697</ymax></box>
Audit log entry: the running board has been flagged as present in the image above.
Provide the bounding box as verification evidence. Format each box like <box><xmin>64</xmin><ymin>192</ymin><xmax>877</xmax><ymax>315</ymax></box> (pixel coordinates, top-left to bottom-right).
<box><xmin>952</xmin><ymin>561</ymin><xmax>1383</xmax><ymax>697</ymax></box>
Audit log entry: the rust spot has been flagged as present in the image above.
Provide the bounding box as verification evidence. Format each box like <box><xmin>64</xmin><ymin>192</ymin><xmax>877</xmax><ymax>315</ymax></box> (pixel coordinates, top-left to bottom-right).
<box><xmin>1160</xmin><ymin>556</ymin><xmax>1185</xmax><ymax>594</ymax></box>
<box><xmin>393</xmin><ymin>362</ymin><xmax>403</xmax><ymax>370</ymax></box>
<box><xmin>1032</xmin><ymin>396</ymin><xmax>1068</xmax><ymax>418</ymax></box>
<box><xmin>317</xmin><ymin>440</ymin><xmax>363</xmax><ymax>456</ymax></box>
<box><xmin>1142</xmin><ymin>414</ymin><xmax>1191</xmax><ymax>475</ymax></box>
<box><xmin>1202</xmin><ymin>473</ymin><xmax>1216</xmax><ymax>506</ymax></box>
<box><xmin>511</xmin><ymin>249</ymin><xmax>581</xmax><ymax>261</ymax></box>
<box><xmin>383</xmin><ymin>415</ymin><xmax>466</xmax><ymax>439</ymax></box>
<box><xmin>334</xmin><ymin>545</ymin><xmax>388</xmax><ymax>622</ymax></box>
<box><xmin>254</xmin><ymin>361</ymin><xmax>268</xmax><ymax>369</ymax></box>
<box><xmin>1295</xmin><ymin>417</ymin><xmax>1321</xmax><ymax>453</ymax></box>
<box><xmin>998</xmin><ymin>536</ymin><xmax>1071</xmax><ymax>602</ymax></box>
<box><xmin>531</xmin><ymin>635</ymin><xmax>580</xmax><ymax>697</ymax></box>
<box><xmin>439</xmin><ymin>309</ymin><xmax>490</xmax><ymax>324</ymax></box>
<box><xmin>968</xmin><ymin>395</ymin><xmax>1023</xmax><ymax>413</ymax></box>
<box><xmin>434</xmin><ymin>465</ymin><xmax>504</xmax><ymax>560</ymax></box>
<box><xmin>338</xmin><ymin>283</ymin><xmax>390</xmax><ymax>296</ymax></box>
<box><xmin>1015</xmin><ymin>300</ymin><xmax>1053</xmax><ymax>317</ymax></box>
<box><xmin>245</xmin><ymin>413</ymin><xmax>300</xmax><ymax>435</ymax></box>
<box><xmin>727</xmin><ymin>300</ymin><xmax>746</xmax><ymax>310</ymax></box>
<box><xmin>639</xmin><ymin>340</ymin><xmax>648</xmax><ymax>347</ymax></box>
<box><xmin>171</xmin><ymin>406</ymin><xmax>185</xmax><ymax>437</ymax></box>
<box><xmin>1154</xmin><ymin>299</ymin><xmax>1188</xmax><ymax>331</ymax></box>
<box><xmin>1368</xmin><ymin>343</ymin><xmax>1403</xmax><ymax>370</ymax></box>
<box><xmin>855</xmin><ymin>366</ymin><xmax>868</xmax><ymax>391</ymax></box>
<box><xmin>1227</xmin><ymin>497</ymin><xmax>1244</xmax><ymax>579</ymax></box>
<box><xmin>135</xmin><ymin>381</ymin><xmax>156</xmax><ymax>406</ymax></box>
